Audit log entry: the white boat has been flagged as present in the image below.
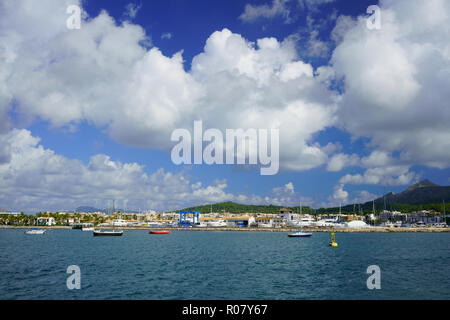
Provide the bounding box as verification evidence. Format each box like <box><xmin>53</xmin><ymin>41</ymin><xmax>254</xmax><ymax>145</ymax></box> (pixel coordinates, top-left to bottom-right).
<box><xmin>25</xmin><ymin>218</ymin><xmax>46</xmax><ymax>234</ymax></box>
<box><xmin>314</xmin><ymin>219</ymin><xmax>338</xmax><ymax>227</ymax></box>
<box><xmin>288</xmin><ymin>229</ymin><xmax>312</xmax><ymax>237</ymax></box>
<box><xmin>111</xmin><ymin>219</ymin><xmax>128</xmax><ymax>227</ymax></box>
<box><xmin>296</xmin><ymin>217</ymin><xmax>315</xmax><ymax>227</ymax></box>
<box><xmin>146</xmin><ymin>222</ymin><xmax>165</xmax><ymax>228</ymax></box>
<box><xmin>207</xmin><ymin>220</ymin><xmax>227</xmax><ymax>227</ymax></box>
<box><xmin>25</xmin><ymin>228</ymin><xmax>46</xmax><ymax>235</ymax></box>
<box><xmin>82</xmin><ymin>223</ymin><xmax>94</xmax><ymax>231</ymax></box>
<box><xmin>193</xmin><ymin>222</ymin><xmax>208</xmax><ymax>228</ymax></box>
<box><xmin>93</xmin><ymin>229</ymin><xmax>123</xmax><ymax>236</ymax></box>
<box><xmin>258</xmin><ymin>223</ymin><xmax>272</xmax><ymax>228</ymax></box>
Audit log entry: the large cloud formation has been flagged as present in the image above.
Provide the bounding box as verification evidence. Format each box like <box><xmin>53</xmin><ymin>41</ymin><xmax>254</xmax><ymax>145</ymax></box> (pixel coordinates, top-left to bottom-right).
<box><xmin>0</xmin><ymin>129</ymin><xmax>311</xmax><ymax>212</ymax></box>
<box><xmin>0</xmin><ymin>0</ymin><xmax>449</xmax><ymax>210</ymax></box>
<box><xmin>328</xmin><ymin>0</ymin><xmax>450</xmax><ymax>202</ymax></box>
<box><xmin>333</xmin><ymin>0</ymin><xmax>450</xmax><ymax>167</ymax></box>
<box><xmin>0</xmin><ymin>0</ymin><xmax>338</xmax><ymax>171</ymax></box>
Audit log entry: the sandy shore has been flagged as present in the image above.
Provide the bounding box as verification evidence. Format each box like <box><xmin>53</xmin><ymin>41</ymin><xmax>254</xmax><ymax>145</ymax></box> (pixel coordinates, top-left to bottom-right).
<box><xmin>1</xmin><ymin>225</ymin><xmax>449</xmax><ymax>233</ymax></box>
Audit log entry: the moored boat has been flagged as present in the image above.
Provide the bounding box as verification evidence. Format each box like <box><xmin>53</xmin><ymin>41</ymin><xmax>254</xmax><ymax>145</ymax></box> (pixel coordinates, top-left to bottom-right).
<box><xmin>93</xmin><ymin>229</ymin><xmax>123</xmax><ymax>236</ymax></box>
<box><xmin>149</xmin><ymin>230</ymin><xmax>170</xmax><ymax>234</ymax></box>
<box><xmin>82</xmin><ymin>223</ymin><xmax>94</xmax><ymax>231</ymax></box>
<box><xmin>93</xmin><ymin>201</ymin><xmax>124</xmax><ymax>236</ymax></box>
<box><xmin>25</xmin><ymin>228</ymin><xmax>46</xmax><ymax>235</ymax></box>
<box><xmin>288</xmin><ymin>229</ymin><xmax>312</xmax><ymax>237</ymax></box>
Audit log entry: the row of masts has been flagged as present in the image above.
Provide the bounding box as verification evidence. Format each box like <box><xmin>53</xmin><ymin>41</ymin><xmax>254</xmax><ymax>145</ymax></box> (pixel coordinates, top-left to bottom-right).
<box><xmin>108</xmin><ymin>196</ymin><xmax>448</xmax><ymax>218</ymax></box>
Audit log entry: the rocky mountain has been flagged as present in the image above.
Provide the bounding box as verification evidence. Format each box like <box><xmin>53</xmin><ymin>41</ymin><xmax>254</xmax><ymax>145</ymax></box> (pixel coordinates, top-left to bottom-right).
<box><xmin>373</xmin><ymin>179</ymin><xmax>450</xmax><ymax>205</ymax></box>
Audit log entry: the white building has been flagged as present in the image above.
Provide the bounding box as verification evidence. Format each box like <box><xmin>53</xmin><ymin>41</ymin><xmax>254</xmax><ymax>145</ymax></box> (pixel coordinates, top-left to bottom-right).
<box><xmin>111</xmin><ymin>219</ymin><xmax>128</xmax><ymax>227</ymax></box>
<box><xmin>380</xmin><ymin>210</ymin><xmax>404</xmax><ymax>222</ymax></box>
<box><xmin>37</xmin><ymin>217</ymin><xmax>56</xmax><ymax>226</ymax></box>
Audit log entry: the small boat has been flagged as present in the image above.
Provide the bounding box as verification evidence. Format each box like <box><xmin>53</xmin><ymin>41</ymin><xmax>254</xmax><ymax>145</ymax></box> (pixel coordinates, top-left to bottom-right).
<box><xmin>93</xmin><ymin>202</ymin><xmax>123</xmax><ymax>236</ymax></box>
<box><xmin>82</xmin><ymin>223</ymin><xmax>94</xmax><ymax>231</ymax></box>
<box><xmin>288</xmin><ymin>229</ymin><xmax>312</xmax><ymax>237</ymax></box>
<box><xmin>207</xmin><ymin>220</ymin><xmax>227</xmax><ymax>227</ymax></box>
<box><xmin>25</xmin><ymin>228</ymin><xmax>46</xmax><ymax>235</ymax></box>
<box><xmin>93</xmin><ymin>229</ymin><xmax>123</xmax><ymax>236</ymax></box>
<box><xmin>149</xmin><ymin>230</ymin><xmax>170</xmax><ymax>234</ymax></box>
<box><xmin>192</xmin><ymin>222</ymin><xmax>208</xmax><ymax>228</ymax></box>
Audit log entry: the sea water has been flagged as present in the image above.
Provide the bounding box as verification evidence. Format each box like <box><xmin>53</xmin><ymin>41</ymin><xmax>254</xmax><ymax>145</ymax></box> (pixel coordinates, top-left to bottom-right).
<box><xmin>0</xmin><ymin>229</ymin><xmax>448</xmax><ymax>299</ymax></box>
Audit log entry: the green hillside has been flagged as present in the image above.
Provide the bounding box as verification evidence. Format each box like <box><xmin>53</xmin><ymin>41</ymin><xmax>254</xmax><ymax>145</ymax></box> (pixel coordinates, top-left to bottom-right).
<box><xmin>179</xmin><ymin>180</ymin><xmax>450</xmax><ymax>215</ymax></box>
<box><xmin>180</xmin><ymin>201</ymin><xmax>313</xmax><ymax>214</ymax></box>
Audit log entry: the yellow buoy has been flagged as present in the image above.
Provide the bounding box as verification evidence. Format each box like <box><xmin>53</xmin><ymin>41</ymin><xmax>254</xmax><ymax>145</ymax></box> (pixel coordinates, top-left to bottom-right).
<box><xmin>329</xmin><ymin>232</ymin><xmax>338</xmax><ymax>247</ymax></box>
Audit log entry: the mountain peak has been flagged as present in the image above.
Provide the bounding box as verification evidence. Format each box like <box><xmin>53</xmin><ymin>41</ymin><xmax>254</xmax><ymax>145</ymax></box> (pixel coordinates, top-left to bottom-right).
<box><xmin>407</xmin><ymin>179</ymin><xmax>439</xmax><ymax>191</ymax></box>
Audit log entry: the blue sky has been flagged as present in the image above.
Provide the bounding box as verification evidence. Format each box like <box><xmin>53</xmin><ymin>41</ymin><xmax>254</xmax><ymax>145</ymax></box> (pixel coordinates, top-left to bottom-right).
<box><xmin>1</xmin><ymin>0</ymin><xmax>449</xmax><ymax>212</ymax></box>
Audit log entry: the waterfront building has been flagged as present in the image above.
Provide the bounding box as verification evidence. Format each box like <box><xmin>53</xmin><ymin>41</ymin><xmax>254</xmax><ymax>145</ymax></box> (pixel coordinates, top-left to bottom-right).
<box><xmin>255</xmin><ymin>216</ymin><xmax>273</xmax><ymax>228</ymax></box>
<box><xmin>380</xmin><ymin>210</ymin><xmax>404</xmax><ymax>222</ymax></box>
<box><xmin>225</xmin><ymin>216</ymin><xmax>255</xmax><ymax>227</ymax></box>
<box><xmin>37</xmin><ymin>217</ymin><xmax>56</xmax><ymax>226</ymax></box>
<box><xmin>406</xmin><ymin>211</ymin><xmax>445</xmax><ymax>225</ymax></box>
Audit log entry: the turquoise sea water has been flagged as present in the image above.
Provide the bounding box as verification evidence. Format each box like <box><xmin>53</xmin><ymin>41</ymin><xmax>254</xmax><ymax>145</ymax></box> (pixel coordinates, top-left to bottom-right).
<box><xmin>0</xmin><ymin>229</ymin><xmax>448</xmax><ymax>299</ymax></box>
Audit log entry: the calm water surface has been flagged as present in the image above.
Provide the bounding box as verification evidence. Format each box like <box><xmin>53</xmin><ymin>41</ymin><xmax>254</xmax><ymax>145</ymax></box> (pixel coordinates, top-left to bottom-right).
<box><xmin>0</xmin><ymin>229</ymin><xmax>448</xmax><ymax>299</ymax></box>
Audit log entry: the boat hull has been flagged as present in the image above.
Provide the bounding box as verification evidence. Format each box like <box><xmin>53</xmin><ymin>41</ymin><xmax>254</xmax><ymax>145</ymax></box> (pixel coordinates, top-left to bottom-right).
<box><xmin>25</xmin><ymin>229</ymin><xmax>46</xmax><ymax>235</ymax></box>
<box><xmin>149</xmin><ymin>230</ymin><xmax>170</xmax><ymax>234</ymax></box>
<box><xmin>288</xmin><ymin>233</ymin><xmax>312</xmax><ymax>237</ymax></box>
<box><xmin>93</xmin><ymin>230</ymin><xmax>123</xmax><ymax>236</ymax></box>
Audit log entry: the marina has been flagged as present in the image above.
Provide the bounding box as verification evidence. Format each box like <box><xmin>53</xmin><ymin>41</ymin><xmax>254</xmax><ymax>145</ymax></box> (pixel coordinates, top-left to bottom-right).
<box><xmin>2</xmin><ymin>225</ymin><xmax>449</xmax><ymax>233</ymax></box>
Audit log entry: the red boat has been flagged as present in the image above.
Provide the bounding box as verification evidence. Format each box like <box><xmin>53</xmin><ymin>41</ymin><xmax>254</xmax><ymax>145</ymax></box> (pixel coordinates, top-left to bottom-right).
<box><xmin>149</xmin><ymin>230</ymin><xmax>171</xmax><ymax>234</ymax></box>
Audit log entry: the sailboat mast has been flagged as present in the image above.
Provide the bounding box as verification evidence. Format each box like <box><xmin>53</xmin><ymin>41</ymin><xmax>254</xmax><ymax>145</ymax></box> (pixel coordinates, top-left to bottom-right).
<box><xmin>113</xmin><ymin>199</ymin><xmax>115</xmax><ymax>230</ymax></box>
<box><xmin>443</xmin><ymin>200</ymin><xmax>446</xmax><ymax>223</ymax></box>
<box><xmin>372</xmin><ymin>200</ymin><xmax>376</xmax><ymax>226</ymax></box>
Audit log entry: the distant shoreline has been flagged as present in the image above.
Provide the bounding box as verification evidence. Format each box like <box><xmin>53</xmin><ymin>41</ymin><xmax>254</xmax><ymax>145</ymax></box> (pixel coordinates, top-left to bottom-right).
<box><xmin>1</xmin><ymin>225</ymin><xmax>449</xmax><ymax>233</ymax></box>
